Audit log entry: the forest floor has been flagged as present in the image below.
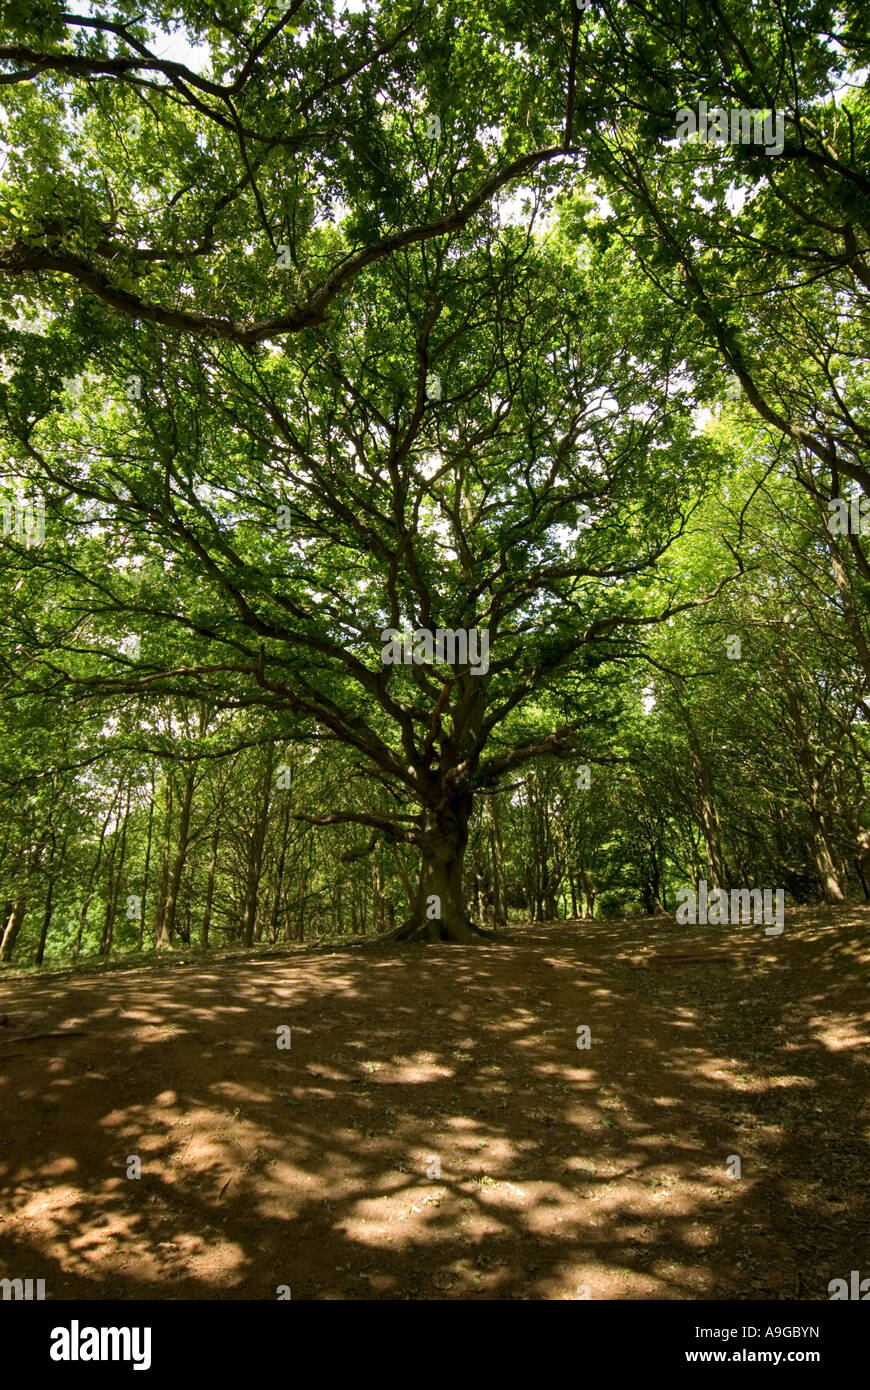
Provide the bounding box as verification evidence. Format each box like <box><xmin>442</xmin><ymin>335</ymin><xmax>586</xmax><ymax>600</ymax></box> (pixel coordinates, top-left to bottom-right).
<box><xmin>0</xmin><ymin>905</ymin><xmax>868</xmax><ymax>1300</ymax></box>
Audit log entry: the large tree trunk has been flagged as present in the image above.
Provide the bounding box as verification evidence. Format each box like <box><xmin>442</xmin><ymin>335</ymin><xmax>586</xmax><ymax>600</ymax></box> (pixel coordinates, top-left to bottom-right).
<box><xmin>807</xmin><ymin>813</ymin><xmax>846</xmax><ymax>904</ymax></box>
<box><xmin>389</xmin><ymin>797</ymin><xmax>492</xmax><ymax>943</ymax></box>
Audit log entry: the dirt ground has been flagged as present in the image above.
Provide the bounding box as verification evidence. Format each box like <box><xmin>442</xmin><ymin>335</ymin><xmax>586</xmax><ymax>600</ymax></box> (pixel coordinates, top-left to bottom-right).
<box><xmin>1</xmin><ymin>906</ymin><xmax>868</xmax><ymax>1300</ymax></box>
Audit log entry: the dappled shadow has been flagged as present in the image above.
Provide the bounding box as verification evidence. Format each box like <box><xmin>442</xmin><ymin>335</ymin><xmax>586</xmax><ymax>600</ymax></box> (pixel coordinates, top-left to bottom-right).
<box><xmin>1</xmin><ymin>904</ymin><xmax>868</xmax><ymax>1299</ymax></box>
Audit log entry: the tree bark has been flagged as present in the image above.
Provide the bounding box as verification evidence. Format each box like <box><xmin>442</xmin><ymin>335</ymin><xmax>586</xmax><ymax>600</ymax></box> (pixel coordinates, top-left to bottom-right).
<box><xmin>269</xmin><ymin>794</ymin><xmax>292</xmax><ymax>943</ymax></box>
<box><xmin>156</xmin><ymin>769</ymin><xmax>195</xmax><ymax>948</ymax></box>
<box><xmin>154</xmin><ymin>774</ymin><xmax>174</xmax><ymax>948</ymax></box>
<box><xmin>35</xmin><ymin>818</ymin><xmax>70</xmax><ymax>966</ymax></box>
<box><xmin>0</xmin><ymin>896</ymin><xmax>27</xmax><ymax>963</ymax></box>
<box><xmin>780</xmin><ymin>667</ymin><xmax>846</xmax><ymax>903</ymax></box>
<box><xmin>138</xmin><ymin>770</ymin><xmax>156</xmax><ymax>950</ymax></box>
<box><xmin>487</xmin><ymin>798</ymin><xmax>507</xmax><ymax>925</ymax></box>
<box><xmin>35</xmin><ymin>874</ymin><xmax>57</xmax><ymax>965</ymax></box>
<box><xmin>201</xmin><ymin>820</ymin><xmax>220</xmax><ymax>948</ymax></box>
<box><xmin>388</xmin><ymin>796</ymin><xmax>492</xmax><ymax>943</ymax></box>
<box><xmin>241</xmin><ymin>760</ymin><xmax>272</xmax><ymax>947</ymax></box>
<box><xmin>370</xmin><ymin>861</ymin><xmax>384</xmax><ymax>936</ymax></box>
<box><xmin>73</xmin><ymin>792</ymin><xmax>118</xmax><ymax>961</ymax></box>
<box><xmin>100</xmin><ymin>787</ymin><xmax>131</xmax><ymax>955</ymax></box>
<box><xmin>670</xmin><ymin>676</ymin><xmax>727</xmax><ymax>889</ymax></box>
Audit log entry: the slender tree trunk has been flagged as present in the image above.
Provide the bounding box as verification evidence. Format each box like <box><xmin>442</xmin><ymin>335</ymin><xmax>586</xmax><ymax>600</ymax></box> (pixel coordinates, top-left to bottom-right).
<box><xmin>35</xmin><ymin>874</ymin><xmax>58</xmax><ymax>966</ymax></box>
<box><xmin>488</xmin><ymin>798</ymin><xmax>507</xmax><ymax>925</ymax></box>
<box><xmin>269</xmin><ymin>795</ymin><xmax>292</xmax><ymax>943</ymax></box>
<box><xmin>35</xmin><ymin>820</ymin><xmax>69</xmax><ymax>966</ymax></box>
<box><xmin>100</xmin><ymin>787</ymin><xmax>131</xmax><ymax>955</ymax></box>
<box><xmin>182</xmin><ymin>896</ymin><xmax>192</xmax><ymax>946</ymax></box>
<box><xmin>157</xmin><ymin>770</ymin><xmax>194</xmax><ymax>948</ymax></box>
<box><xmin>138</xmin><ymin>770</ymin><xmax>156</xmax><ymax>950</ymax></box>
<box><xmin>669</xmin><ymin>674</ymin><xmax>727</xmax><ymax>887</ymax></box>
<box><xmin>201</xmin><ymin>820</ymin><xmax>221</xmax><ymax>948</ymax></box>
<box><xmin>781</xmin><ymin>669</ymin><xmax>846</xmax><ymax>903</ymax></box>
<box><xmin>242</xmin><ymin>759</ymin><xmax>273</xmax><ymax>947</ymax></box>
<box><xmin>0</xmin><ymin>896</ymin><xmax>27</xmax><ymax>963</ymax></box>
<box><xmin>73</xmin><ymin>793</ymin><xmax>118</xmax><ymax>961</ymax></box>
<box><xmin>394</xmin><ymin>851</ymin><xmax>415</xmax><ymax>913</ymax></box>
<box><xmin>154</xmin><ymin>774</ymin><xmax>174</xmax><ymax>948</ymax></box>
<box><xmin>685</xmin><ymin>733</ymin><xmax>726</xmax><ymax>888</ymax></box>
<box><xmin>370</xmin><ymin>861</ymin><xmax>384</xmax><ymax>936</ymax></box>
<box><xmin>812</xmin><ymin>485</ymin><xmax>870</xmax><ymax>688</ymax></box>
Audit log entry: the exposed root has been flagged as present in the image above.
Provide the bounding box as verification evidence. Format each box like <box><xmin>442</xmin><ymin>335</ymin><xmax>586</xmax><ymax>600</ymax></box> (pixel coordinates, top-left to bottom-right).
<box><xmin>378</xmin><ymin>915</ymin><xmax>496</xmax><ymax>944</ymax></box>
